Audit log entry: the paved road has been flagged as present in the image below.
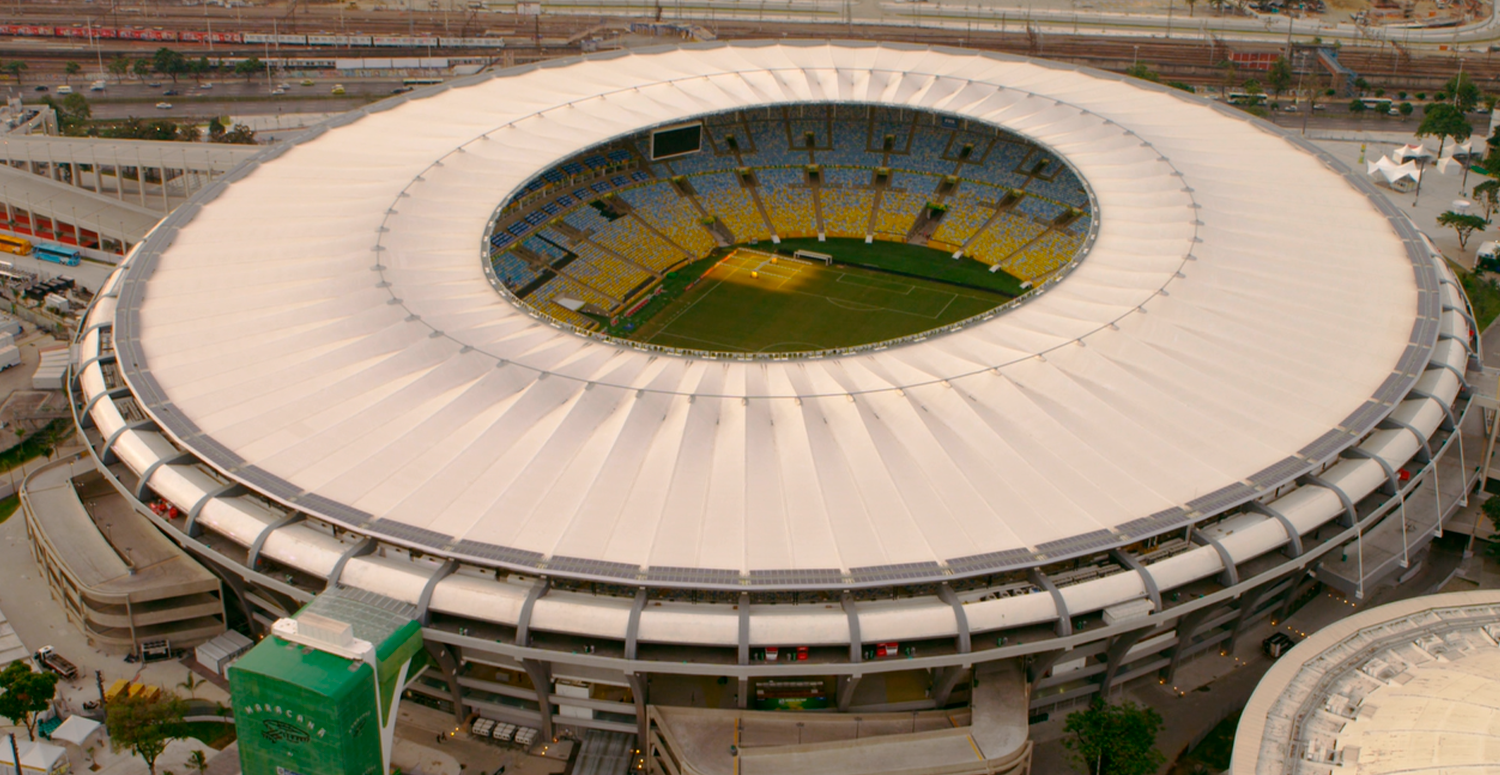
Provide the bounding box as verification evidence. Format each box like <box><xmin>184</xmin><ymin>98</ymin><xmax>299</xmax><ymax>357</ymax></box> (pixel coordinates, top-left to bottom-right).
<box><xmin>4</xmin><ymin>76</ymin><xmax>401</xmax><ymax>119</ymax></box>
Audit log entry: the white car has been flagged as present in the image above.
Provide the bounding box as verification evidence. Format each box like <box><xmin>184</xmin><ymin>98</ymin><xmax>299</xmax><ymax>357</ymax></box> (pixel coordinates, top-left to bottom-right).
<box><xmin>55</xmin><ymin>85</ymin><xmax>73</xmax><ymax>95</ymax></box>
<box><xmin>199</xmin><ymin>82</ymin><xmax>213</xmax><ymax>89</ymax></box>
<box><xmin>155</xmin><ymin>101</ymin><xmax>172</xmax><ymax>109</ymax></box>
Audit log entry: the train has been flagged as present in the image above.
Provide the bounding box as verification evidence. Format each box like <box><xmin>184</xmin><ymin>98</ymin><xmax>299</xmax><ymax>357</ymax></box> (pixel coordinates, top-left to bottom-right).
<box><xmin>0</xmin><ymin>24</ymin><xmax>507</xmax><ymax>48</ymax></box>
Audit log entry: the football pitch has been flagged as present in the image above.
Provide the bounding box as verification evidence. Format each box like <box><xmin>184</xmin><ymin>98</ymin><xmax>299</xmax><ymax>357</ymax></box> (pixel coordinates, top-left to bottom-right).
<box><xmin>628</xmin><ymin>250</ymin><xmax>1011</xmax><ymax>353</ymax></box>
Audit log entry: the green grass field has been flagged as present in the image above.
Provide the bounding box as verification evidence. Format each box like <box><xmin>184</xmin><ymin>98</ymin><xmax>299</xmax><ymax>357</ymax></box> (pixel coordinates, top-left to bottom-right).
<box><xmin>770</xmin><ymin>237</ymin><xmax>1026</xmax><ymax>297</ymax></box>
<box><xmin>627</xmin><ymin>250</ymin><xmax>1010</xmax><ymax>353</ymax></box>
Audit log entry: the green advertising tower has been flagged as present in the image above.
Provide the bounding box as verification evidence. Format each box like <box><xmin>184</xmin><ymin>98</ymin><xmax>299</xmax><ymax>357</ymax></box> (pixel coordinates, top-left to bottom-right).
<box><xmin>228</xmin><ymin>588</ymin><xmax>425</xmax><ymax>775</ymax></box>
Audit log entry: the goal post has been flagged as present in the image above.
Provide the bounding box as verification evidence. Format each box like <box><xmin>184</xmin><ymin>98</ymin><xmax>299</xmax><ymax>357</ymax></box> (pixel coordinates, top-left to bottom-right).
<box><xmin>793</xmin><ymin>249</ymin><xmax>833</xmax><ymax>266</ymax></box>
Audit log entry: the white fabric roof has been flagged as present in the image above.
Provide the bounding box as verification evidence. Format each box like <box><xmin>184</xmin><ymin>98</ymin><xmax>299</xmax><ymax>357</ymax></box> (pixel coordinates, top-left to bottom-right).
<box><xmin>48</xmin><ymin>716</ymin><xmax>102</xmax><ymax>748</ymax></box>
<box><xmin>118</xmin><ymin>43</ymin><xmax>1419</xmax><ymax>579</ymax></box>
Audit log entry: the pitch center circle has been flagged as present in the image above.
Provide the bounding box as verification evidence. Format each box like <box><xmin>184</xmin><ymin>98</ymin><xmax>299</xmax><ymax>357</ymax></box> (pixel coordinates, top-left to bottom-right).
<box><xmin>482</xmin><ymin>103</ymin><xmax>1096</xmax><ymax>358</ymax></box>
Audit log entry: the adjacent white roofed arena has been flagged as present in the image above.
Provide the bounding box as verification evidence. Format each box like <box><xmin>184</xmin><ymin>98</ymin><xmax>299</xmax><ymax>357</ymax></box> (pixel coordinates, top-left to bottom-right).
<box><xmin>93</xmin><ymin>41</ymin><xmax>1453</xmax><ymax>594</ymax></box>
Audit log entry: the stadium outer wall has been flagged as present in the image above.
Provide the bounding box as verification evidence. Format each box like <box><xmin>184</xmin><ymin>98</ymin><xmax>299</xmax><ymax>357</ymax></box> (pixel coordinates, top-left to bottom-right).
<box><xmin>50</xmin><ymin>41</ymin><xmax>1484</xmax><ymax>768</ymax></box>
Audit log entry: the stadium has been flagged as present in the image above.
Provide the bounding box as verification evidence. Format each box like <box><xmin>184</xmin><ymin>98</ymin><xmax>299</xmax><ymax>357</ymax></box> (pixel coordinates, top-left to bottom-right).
<box><xmin>63</xmin><ymin>40</ymin><xmax>1476</xmax><ymax>775</ymax></box>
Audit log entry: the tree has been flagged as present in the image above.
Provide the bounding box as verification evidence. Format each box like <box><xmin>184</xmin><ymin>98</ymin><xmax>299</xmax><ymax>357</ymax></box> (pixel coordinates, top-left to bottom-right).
<box><xmin>1062</xmin><ymin>699</ymin><xmax>1166</xmax><ymax>775</ymax></box>
<box><xmin>1349</xmin><ymin>98</ymin><xmax>1368</xmax><ymax>114</ymax></box>
<box><xmin>1266</xmin><ymin>56</ymin><xmax>1293</xmax><ymax>101</ymax></box>
<box><xmin>176</xmin><ymin>671</ymin><xmax>204</xmax><ymax>700</ymax></box>
<box><xmin>1437</xmin><ymin>211</ymin><xmax>1489</xmax><ymax>250</ymax></box>
<box><xmin>1475</xmin><ymin>179</ymin><xmax>1500</xmax><ymax>220</ymax></box>
<box><xmin>186</xmin><ymin>750</ymin><xmax>208</xmax><ymax>775</ymax></box>
<box><xmin>64</xmin><ymin>62</ymin><xmax>81</xmax><ymax>83</ymax></box>
<box><xmin>1417</xmin><ymin>102</ymin><xmax>1473</xmax><ymax>159</ymax></box>
<box><xmin>1399</xmin><ymin>101</ymin><xmax>1414</xmax><ymax>117</ymax></box>
<box><xmin>3</xmin><ymin>60</ymin><xmax>28</xmax><ymax>85</ymax></box>
<box><xmin>1242</xmin><ymin>78</ymin><xmax>1264</xmax><ymax>100</ymax></box>
<box><xmin>1481</xmin><ymin>496</ymin><xmax>1500</xmax><ymax>558</ymax></box>
<box><xmin>1218</xmin><ymin>60</ymin><xmax>1237</xmax><ymax>98</ymax></box>
<box><xmin>1354</xmin><ymin>76</ymin><xmax>1369</xmax><ymax>96</ymax></box>
<box><xmin>186</xmin><ymin>56</ymin><xmax>209</xmax><ymax>83</ymax></box>
<box><xmin>132</xmin><ymin>58</ymin><xmax>152</xmax><ymax>81</ymax></box>
<box><xmin>215</xmin><ymin>123</ymin><xmax>257</xmax><ymax>145</ymax></box>
<box><xmin>45</xmin><ymin>93</ymin><xmax>92</xmax><ymax>134</ymax></box>
<box><xmin>1124</xmin><ymin>63</ymin><xmax>1160</xmax><ymax>83</ymax></box>
<box><xmin>233</xmin><ymin>56</ymin><xmax>263</xmax><ymax>83</ymax></box>
<box><xmin>152</xmin><ymin>47</ymin><xmax>187</xmax><ymax>83</ymax></box>
<box><xmin>106</xmin><ymin>690</ymin><xmax>188</xmax><ymax>775</ymax></box>
<box><xmin>0</xmin><ymin>662</ymin><xmax>60</xmax><ymax>741</ymax></box>
<box><xmin>1185</xmin><ymin>0</ymin><xmax>1197</xmax><ymax>14</ymax></box>
<box><xmin>1445</xmin><ymin>70</ymin><xmax>1481</xmax><ymax>114</ymax></box>
<box><xmin>108</xmin><ymin>55</ymin><xmax>129</xmax><ymax>84</ymax></box>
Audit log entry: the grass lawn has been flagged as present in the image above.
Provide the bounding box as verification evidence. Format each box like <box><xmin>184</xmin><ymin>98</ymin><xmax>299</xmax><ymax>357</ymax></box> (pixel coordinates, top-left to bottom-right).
<box><xmin>0</xmin><ymin>494</ymin><xmax>17</xmax><ymax>525</ymax></box>
<box><xmin>626</xmin><ymin>249</ymin><xmax>1009</xmax><ymax>353</ymax></box>
<box><xmin>770</xmin><ymin>237</ymin><xmax>1025</xmax><ymax>297</ymax></box>
<box><xmin>0</xmin><ymin>418</ymin><xmax>73</xmax><ymax>473</ymax></box>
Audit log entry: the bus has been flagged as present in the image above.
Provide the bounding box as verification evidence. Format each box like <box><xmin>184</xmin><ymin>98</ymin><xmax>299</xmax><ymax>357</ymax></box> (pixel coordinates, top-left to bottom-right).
<box><xmin>1226</xmin><ymin>92</ymin><xmax>1266</xmax><ymax>106</ymax></box>
<box><xmin>0</xmin><ymin>234</ymin><xmax>32</xmax><ymax>256</ymax></box>
<box><xmin>402</xmin><ymin>77</ymin><xmax>444</xmax><ymax>86</ymax></box>
<box><xmin>34</xmin><ymin>243</ymin><xmax>81</xmax><ymax>266</ymax></box>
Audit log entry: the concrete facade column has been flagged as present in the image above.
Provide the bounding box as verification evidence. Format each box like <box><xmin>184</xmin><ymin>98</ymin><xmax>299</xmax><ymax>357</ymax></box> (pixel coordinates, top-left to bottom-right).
<box><xmin>422</xmin><ymin>640</ymin><xmax>467</xmax><ymax>725</ymax></box>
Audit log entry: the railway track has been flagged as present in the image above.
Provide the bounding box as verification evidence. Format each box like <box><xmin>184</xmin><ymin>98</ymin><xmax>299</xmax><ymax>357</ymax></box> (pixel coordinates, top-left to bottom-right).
<box><xmin>0</xmin><ymin>4</ymin><xmax>1482</xmax><ymax>91</ymax></box>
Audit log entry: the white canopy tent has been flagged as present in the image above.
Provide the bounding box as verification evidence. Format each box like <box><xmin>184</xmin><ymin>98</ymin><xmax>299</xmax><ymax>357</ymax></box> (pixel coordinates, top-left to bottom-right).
<box><xmin>1368</xmin><ymin>154</ymin><xmax>1421</xmax><ymax>187</ymax></box>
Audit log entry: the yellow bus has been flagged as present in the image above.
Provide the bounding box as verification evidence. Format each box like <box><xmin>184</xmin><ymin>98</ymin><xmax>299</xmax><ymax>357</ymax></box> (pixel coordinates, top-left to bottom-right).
<box><xmin>0</xmin><ymin>234</ymin><xmax>32</xmax><ymax>256</ymax></box>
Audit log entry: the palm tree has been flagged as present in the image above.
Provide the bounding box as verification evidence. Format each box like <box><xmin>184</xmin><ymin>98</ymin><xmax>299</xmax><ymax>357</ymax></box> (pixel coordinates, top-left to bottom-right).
<box><xmin>176</xmin><ymin>671</ymin><xmax>204</xmax><ymax>700</ymax></box>
<box><xmin>187</xmin><ymin>749</ymin><xmax>208</xmax><ymax>775</ymax></box>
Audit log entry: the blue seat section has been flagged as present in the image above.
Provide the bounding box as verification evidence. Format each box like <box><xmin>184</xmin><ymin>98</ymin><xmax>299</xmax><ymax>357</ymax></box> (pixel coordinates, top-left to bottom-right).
<box><xmin>1026</xmin><ymin>167</ymin><xmax>1090</xmax><ymax>208</ymax></box>
<box><xmin>901</xmin><ymin>128</ymin><xmax>955</xmax><ymax>175</ymax></box>
<box><xmin>665</xmin><ymin>150</ymin><xmax>737</xmax><ymax>176</ymax></box>
<box><xmin>822</xmin><ymin>168</ymin><xmax>870</xmax><ymax>187</ymax></box>
<box><xmin>872</xmin><ymin>120</ymin><xmax>911</xmax><ymax>150</ymax></box>
<box><xmin>1015</xmin><ymin>195</ymin><xmax>1064</xmax><ymax>223</ymax></box>
<box><xmin>954</xmin><ymin>140</ymin><xmax>1029</xmax><ymax>189</ymax></box>
<box><xmin>833</xmin><ymin>104</ymin><xmax>868</xmax><ymax>120</ymax></box>
<box><xmin>490</xmin><ymin>251</ymin><xmax>540</xmax><ymax>290</ymax></box>
<box><xmin>815</xmin><ymin>123</ymin><xmax>884</xmax><ymax>168</ymax></box>
<box><xmin>523</xmin><ymin>235</ymin><xmax>568</xmax><ymax>264</ymax></box>
<box><xmin>564</xmin><ymin>205</ymin><xmax>613</xmax><ymax>234</ymax></box>
<box><xmin>744</xmin><ymin>121</ymin><xmax>804</xmax><ymax>168</ymax></box>
<box><xmin>787</xmin><ymin>119</ymin><xmax>825</xmax><ymax>149</ymax></box>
